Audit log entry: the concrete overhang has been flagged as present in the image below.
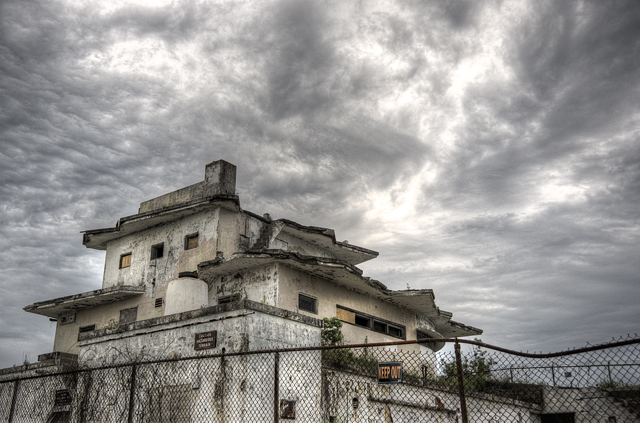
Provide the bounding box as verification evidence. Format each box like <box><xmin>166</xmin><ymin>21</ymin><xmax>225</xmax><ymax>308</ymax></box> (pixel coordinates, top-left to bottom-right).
<box><xmin>198</xmin><ymin>250</ymin><xmax>438</xmax><ymax>315</ymax></box>
<box><xmin>23</xmin><ymin>285</ymin><xmax>146</xmax><ymax>318</ymax></box>
<box><xmin>82</xmin><ymin>196</ymin><xmax>239</xmax><ymax>250</ymax></box>
<box><xmin>244</xmin><ymin>212</ymin><xmax>379</xmax><ymax>265</ymax></box>
<box><xmin>437</xmin><ymin>319</ymin><xmax>483</xmax><ymax>338</ymax></box>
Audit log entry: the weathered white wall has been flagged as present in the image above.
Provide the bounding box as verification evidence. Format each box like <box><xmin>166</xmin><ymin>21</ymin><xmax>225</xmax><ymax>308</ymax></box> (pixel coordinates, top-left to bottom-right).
<box><xmin>165</xmin><ymin>277</ymin><xmax>208</xmax><ymax>315</ymax></box>
<box><xmin>207</xmin><ymin>263</ymin><xmax>279</xmax><ymax>307</ymax></box>
<box><xmin>277</xmin><ymin>264</ymin><xmax>423</xmax><ymax>355</ymax></box>
<box><xmin>102</xmin><ymin>208</ymin><xmax>227</xmax><ymax>289</ymax></box>
<box><xmin>323</xmin><ymin>370</ymin><xmax>544</xmax><ymax>423</ymax></box>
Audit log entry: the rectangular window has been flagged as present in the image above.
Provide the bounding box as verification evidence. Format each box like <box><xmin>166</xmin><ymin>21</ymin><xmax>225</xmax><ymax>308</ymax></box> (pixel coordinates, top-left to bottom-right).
<box><xmin>354</xmin><ymin>314</ymin><xmax>370</xmax><ymax>328</ymax></box>
<box><xmin>388</xmin><ymin>325</ymin><xmax>403</xmax><ymax>338</ymax></box>
<box><xmin>185</xmin><ymin>233</ymin><xmax>199</xmax><ymax>250</ymax></box>
<box><xmin>373</xmin><ymin>320</ymin><xmax>387</xmax><ymax>333</ymax></box>
<box><xmin>218</xmin><ymin>294</ymin><xmax>241</xmax><ymax>304</ymax></box>
<box><xmin>155</xmin><ymin>297</ymin><xmax>164</xmax><ymax>308</ymax></box>
<box><xmin>119</xmin><ymin>307</ymin><xmax>138</xmax><ymax>325</ymax></box>
<box><xmin>79</xmin><ymin>324</ymin><xmax>96</xmax><ymax>333</ymax></box>
<box><xmin>298</xmin><ymin>293</ymin><xmax>317</xmax><ymax>314</ymax></box>
<box><xmin>150</xmin><ymin>243</ymin><xmax>164</xmax><ymax>259</ymax></box>
<box><xmin>336</xmin><ymin>305</ymin><xmax>406</xmax><ymax>340</ymax></box>
<box><xmin>119</xmin><ymin>253</ymin><xmax>132</xmax><ymax>268</ymax></box>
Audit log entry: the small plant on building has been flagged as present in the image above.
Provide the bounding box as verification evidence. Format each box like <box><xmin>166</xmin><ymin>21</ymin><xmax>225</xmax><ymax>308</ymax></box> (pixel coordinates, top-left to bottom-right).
<box><xmin>439</xmin><ymin>339</ymin><xmax>495</xmax><ymax>392</ymax></box>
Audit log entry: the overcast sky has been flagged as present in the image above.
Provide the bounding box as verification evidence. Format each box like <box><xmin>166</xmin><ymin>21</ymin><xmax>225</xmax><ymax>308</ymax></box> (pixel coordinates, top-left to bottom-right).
<box><xmin>1</xmin><ymin>0</ymin><xmax>639</xmax><ymax>368</ymax></box>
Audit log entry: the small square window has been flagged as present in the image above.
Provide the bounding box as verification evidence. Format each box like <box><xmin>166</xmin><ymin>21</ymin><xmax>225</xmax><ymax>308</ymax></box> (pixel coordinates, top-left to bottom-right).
<box><xmin>185</xmin><ymin>233</ymin><xmax>199</xmax><ymax>250</ymax></box>
<box><xmin>298</xmin><ymin>293</ymin><xmax>317</xmax><ymax>314</ymax></box>
<box><xmin>120</xmin><ymin>253</ymin><xmax>132</xmax><ymax>268</ymax></box>
<box><xmin>151</xmin><ymin>243</ymin><xmax>164</xmax><ymax>259</ymax></box>
<box><xmin>155</xmin><ymin>298</ymin><xmax>164</xmax><ymax>308</ymax></box>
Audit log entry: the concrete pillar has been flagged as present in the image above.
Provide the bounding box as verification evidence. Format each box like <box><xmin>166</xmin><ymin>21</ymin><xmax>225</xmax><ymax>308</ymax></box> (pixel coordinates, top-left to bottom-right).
<box><xmin>204</xmin><ymin>160</ymin><xmax>236</xmax><ymax>197</ymax></box>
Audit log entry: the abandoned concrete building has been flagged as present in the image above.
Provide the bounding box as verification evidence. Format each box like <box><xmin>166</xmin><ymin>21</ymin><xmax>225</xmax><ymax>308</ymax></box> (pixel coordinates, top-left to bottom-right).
<box><xmin>23</xmin><ymin>159</ymin><xmax>481</xmax><ymax>361</ymax></box>
<box><xmin>5</xmin><ymin>160</ymin><xmax>638</xmax><ymax>422</ymax></box>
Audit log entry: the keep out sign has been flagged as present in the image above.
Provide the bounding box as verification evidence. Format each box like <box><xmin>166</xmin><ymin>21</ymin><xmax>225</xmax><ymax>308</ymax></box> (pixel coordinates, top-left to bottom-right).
<box><xmin>377</xmin><ymin>361</ymin><xmax>403</xmax><ymax>384</ymax></box>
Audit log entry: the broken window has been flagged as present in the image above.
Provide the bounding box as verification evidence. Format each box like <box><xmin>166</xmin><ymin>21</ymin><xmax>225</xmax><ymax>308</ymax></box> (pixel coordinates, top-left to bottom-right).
<box><xmin>79</xmin><ymin>324</ymin><xmax>96</xmax><ymax>333</ymax></box>
<box><xmin>298</xmin><ymin>293</ymin><xmax>317</xmax><ymax>314</ymax></box>
<box><xmin>218</xmin><ymin>294</ymin><xmax>241</xmax><ymax>304</ymax></box>
<box><xmin>151</xmin><ymin>243</ymin><xmax>164</xmax><ymax>259</ymax></box>
<box><xmin>119</xmin><ymin>307</ymin><xmax>137</xmax><ymax>325</ymax></box>
<box><xmin>119</xmin><ymin>253</ymin><xmax>132</xmax><ymax>268</ymax></box>
<box><xmin>185</xmin><ymin>233</ymin><xmax>199</xmax><ymax>250</ymax></box>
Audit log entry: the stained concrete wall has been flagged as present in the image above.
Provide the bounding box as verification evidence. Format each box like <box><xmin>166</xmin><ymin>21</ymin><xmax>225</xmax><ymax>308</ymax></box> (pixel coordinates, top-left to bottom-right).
<box><xmin>102</xmin><ymin>208</ymin><xmax>222</xmax><ymax>289</ymax></box>
<box><xmin>207</xmin><ymin>263</ymin><xmax>279</xmax><ymax>307</ymax></box>
<box><xmin>277</xmin><ymin>264</ymin><xmax>424</xmax><ymax>356</ymax></box>
<box><xmin>323</xmin><ymin>370</ymin><xmax>543</xmax><ymax>423</ymax></box>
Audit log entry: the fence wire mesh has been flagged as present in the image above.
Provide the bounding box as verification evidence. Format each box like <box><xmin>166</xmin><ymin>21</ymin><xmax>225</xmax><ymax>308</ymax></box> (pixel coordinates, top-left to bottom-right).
<box><xmin>1</xmin><ymin>337</ymin><xmax>638</xmax><ymax>422</ymax></box>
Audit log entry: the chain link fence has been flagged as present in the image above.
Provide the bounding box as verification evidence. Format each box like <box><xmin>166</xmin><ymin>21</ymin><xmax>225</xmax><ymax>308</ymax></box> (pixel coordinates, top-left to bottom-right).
<box><xmin>1</xmin><ymin>336</ymin><xmax>638</xmax><ymax>422</ymax></box>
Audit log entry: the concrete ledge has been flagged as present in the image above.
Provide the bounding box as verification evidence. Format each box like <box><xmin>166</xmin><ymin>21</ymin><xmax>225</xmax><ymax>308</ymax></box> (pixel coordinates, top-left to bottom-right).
<box><xmin>24</xmin><ymin>285</ymin><xmax>146</xmax><ymax>318</ymax></box>
<box><xmin>78</xmin><ymin>300</ymin><xmax>323</xmax><ymax>342</ymax></box>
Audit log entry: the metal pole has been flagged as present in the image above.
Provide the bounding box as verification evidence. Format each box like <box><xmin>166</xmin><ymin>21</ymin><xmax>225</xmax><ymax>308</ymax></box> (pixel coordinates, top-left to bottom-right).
<box><xmin>510</xmin><ymin>367</ymin><xmax>513</xmax><ymax>383</ymax></box>
<box><xmin>273</xmin><ymin>352</ymin><xmax>279</xmax><ymax>423</ymax></box>
<box><xmin>608</xmin><ymin>362</ymin><xmax>612</xmax><ymax>385</ymax></box>
<box><xmin>127</xmin><ymin>365</ymin><xmax>137</xmax><ymax>423</ymax></box>
<box><xmin>551</xmin><ymin>365</ymin><xmax>555</xmax><ymax>386</ymax></box>
<box><xmin>454</xmin><ymin>340</ymin><xmax>469</xmax><ymax>423</ymax></box>
<box><xmin>8</xmin><ymin>379</ymin><xmax>19</xmax><ymax>423</ymax></box>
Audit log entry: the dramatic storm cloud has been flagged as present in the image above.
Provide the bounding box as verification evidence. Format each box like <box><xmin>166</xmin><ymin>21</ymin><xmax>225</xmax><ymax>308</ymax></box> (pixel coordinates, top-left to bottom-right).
<box><xmin>1</xmin><ymin>0</ymin><xmax>639</xmax><ymax>367</ymax></box>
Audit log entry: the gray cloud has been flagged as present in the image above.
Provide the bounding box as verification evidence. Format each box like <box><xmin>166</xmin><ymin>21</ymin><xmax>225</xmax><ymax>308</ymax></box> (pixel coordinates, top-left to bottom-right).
<box><xmin>1</xmin><ymin>0</ymin><xmax>639</xmax><ymax>367</ymax></box>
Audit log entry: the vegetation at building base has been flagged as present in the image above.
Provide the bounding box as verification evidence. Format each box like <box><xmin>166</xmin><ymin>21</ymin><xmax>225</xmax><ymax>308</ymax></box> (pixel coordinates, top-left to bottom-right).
<box><xmin>321</xmin><ymin>318</ymin><xmax>377</xmax><ymax>372</ymax></box>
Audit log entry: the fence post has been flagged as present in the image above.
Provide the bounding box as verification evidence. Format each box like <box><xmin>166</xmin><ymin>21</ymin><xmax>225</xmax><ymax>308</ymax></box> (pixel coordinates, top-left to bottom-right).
<box><xmin>274</xmin><ymin>352</ymin><xmax>279</xmax><ymax>423</ymax></box>
<box><xmin>454</xmin><ymin>340</ymin><xmax>469</xmax><ymax>423</ymax></box>
<box><xmin>608</xmin><ymin>361</ymin><xmax>612</xmax><ymax>385</ymax></box>
<box><xmin>8</xmin><ymin>380</ymin><xmax>19</xmax><ymax>423</ymax></box>
<box><xmin>551</xmin><ymin>364</ymin><xmax>555</xmax><ymax>386</ymax></box>
<box><xmin>127</xmin><ymin>364</ymin><xmax>137</xmax><ymax>423</ymax></box>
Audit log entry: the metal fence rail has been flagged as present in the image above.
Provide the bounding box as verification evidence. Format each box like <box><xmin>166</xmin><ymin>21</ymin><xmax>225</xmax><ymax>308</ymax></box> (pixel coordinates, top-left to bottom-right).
<box><xmin>1</xmin><ymin>337</ymin><xmax>638</xmax><ymax>422</ymax></box>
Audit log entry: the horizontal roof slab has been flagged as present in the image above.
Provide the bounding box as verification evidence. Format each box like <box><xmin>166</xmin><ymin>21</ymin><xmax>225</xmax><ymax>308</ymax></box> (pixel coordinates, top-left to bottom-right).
<box><xmin>24</xmin><ymin>285</ymin><xmax>146</xmax><ymax>318</ymax></box>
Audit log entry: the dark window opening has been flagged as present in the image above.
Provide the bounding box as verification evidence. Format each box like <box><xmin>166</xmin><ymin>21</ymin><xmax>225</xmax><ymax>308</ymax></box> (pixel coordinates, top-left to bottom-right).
<box><xmin>119</xmin><ymin>253</ymin><xmax>132</xmax><ymax>268</ymax></box>
<box><xmin>155</xmin><ymin>298</ymin><xmax>164</xmax><ymax>308</ymax></box>
<box><xmin>336</xmin><ymin>305</ymin><xmax>406</xmax><ymax>340</ymax></box>
<box><xmin>298</xmin><ymin>293</ymin><xmax>317</xmax><ymax>314</ymax></box>
<box><xmin>373</xmin><ymin>320</ymin><xmax>386</xmax><ymax>333</ymax></box>
<box><xmin>388</xmin><ymin>325</ymin><xmax>403</xmax><ymax>338</ymax></box>
<box><xmin>354</xmin><ymin>314</ymin><xmax>370</xmax><ymax>328</ymax></box>
<box><xmin>150</xmin><ymin>243</ymin><xmax>164</xmax><ymax>259</ymax></box>
<box><xmin>218</xmin><ymin>294</ymin><xmax>241</xmax><ymax>304</ymax></box>
<box><xmin>185</xmin><ymin>233</ymin><xmax>199</xmax><ymax>250</ymax></box>
<box><xmin>79</xmin><ymin>324</ymin><xmax>96</xmax><ymax>333</ymax></box>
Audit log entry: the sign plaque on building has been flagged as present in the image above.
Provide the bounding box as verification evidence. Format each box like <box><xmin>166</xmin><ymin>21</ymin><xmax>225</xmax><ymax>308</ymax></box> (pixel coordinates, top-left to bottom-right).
<box><xmin>194</xmin><ymin>330</ymin><xmax>217</xmax><ymax>350</ymax></box>
<box><xmin>377</xmin><ymin>361</ymin><xmax>403</xmax><ymax>384</ymax></box>
<box><xmin>54</xmin><ymin>389</ymin><xmax>72</xmax><ymax>406</ymax></box>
